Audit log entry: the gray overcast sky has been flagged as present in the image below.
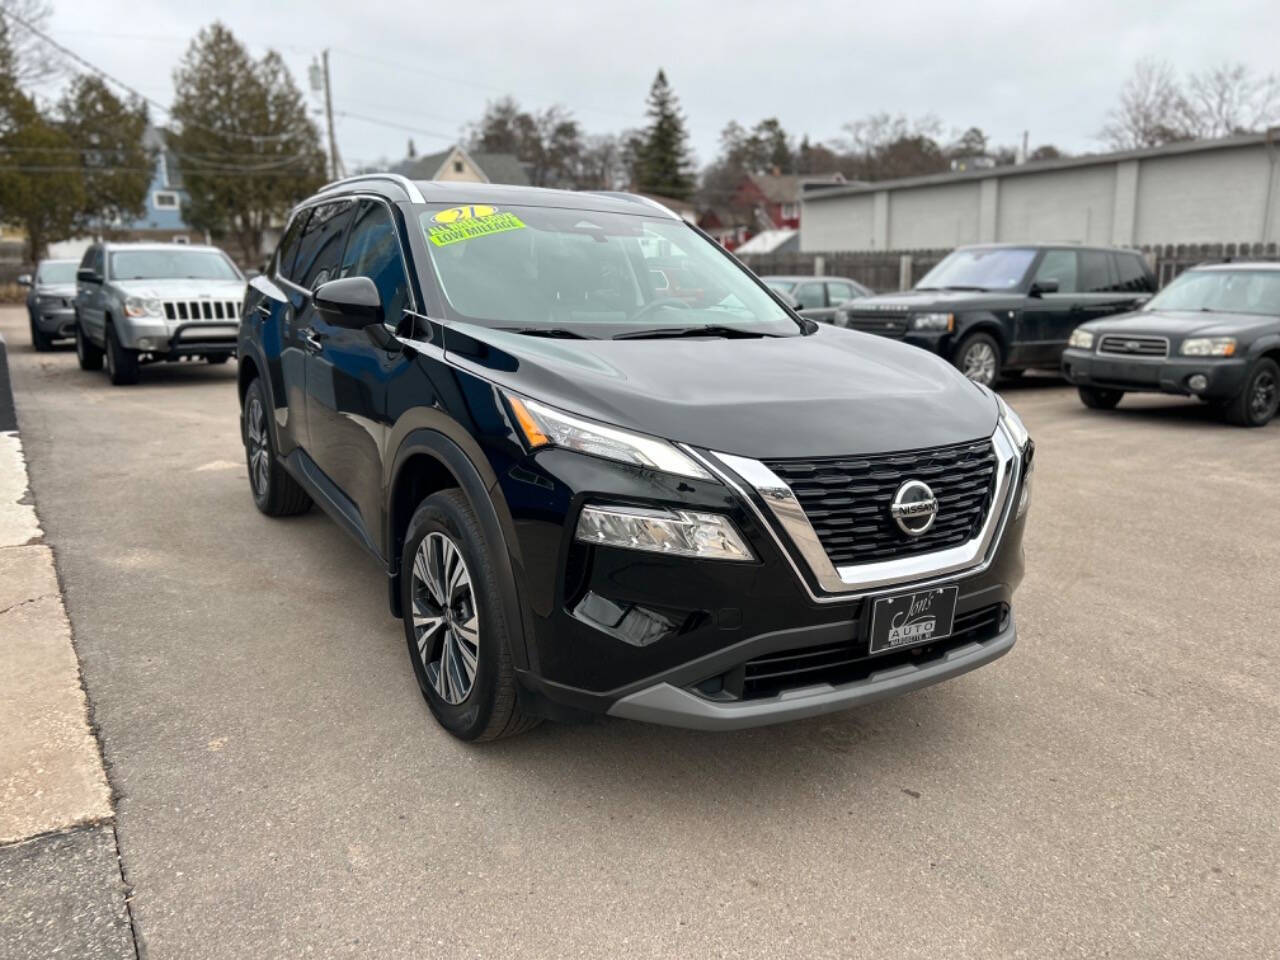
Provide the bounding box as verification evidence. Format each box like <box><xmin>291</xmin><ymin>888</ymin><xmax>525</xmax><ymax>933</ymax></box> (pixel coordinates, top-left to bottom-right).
<box><xmin>32</xmin><ymin>0</ymin><xmax>1280</xmax><ymax>170</ymax></box>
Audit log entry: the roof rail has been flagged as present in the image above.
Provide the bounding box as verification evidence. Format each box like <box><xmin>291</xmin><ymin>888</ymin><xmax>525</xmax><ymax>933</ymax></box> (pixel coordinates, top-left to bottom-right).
<box><xmin>590</xmin><ymin>191</ymin><xmax>680</xmax><ymax>218</ymax></box>
<box><xmin>317</xmin><ymin>173</ymin><xmax>426</xmax><ymax>204</ymax></box>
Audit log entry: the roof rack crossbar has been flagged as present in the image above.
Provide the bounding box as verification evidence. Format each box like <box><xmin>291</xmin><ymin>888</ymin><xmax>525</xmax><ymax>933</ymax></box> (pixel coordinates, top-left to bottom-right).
<box><xmin>317</xmin><ymin>173</ymin><xmax>426</xmax><ymax>204</ymax></box>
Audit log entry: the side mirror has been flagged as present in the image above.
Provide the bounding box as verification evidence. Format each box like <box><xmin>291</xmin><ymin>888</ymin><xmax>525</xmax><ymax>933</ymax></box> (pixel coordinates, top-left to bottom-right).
<box><xmin>76</xmin><ymin>268</ymin><xmax>101</xmax><ymax>284</ymax></box>
<box><xmin>17</xmin><ymin>274</ymin><xmax>32</xmax><ymax>287</ymax></box>
<box><xmin>313</xmin><ymin>276</ymin><xmax>384</xmax><ymax>329</ymax></box>
<box><xmin>1030</xmin><ymin>279</ymin><xmax>1059</xmax><ymax>296</ymax></box>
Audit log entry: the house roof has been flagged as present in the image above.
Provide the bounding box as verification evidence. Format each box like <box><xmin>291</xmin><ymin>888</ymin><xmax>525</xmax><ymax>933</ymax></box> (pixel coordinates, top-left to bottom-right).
<box><xmin>747</xmin><ymin>172</ymin><xmax>845</xmax><ymax>204</ymax></box>
<box><xmin>393</xmin><ymin>146</ymin><xmax>530</xmax><ymax>186</ymax></box>
<box><xmin>733</xmin><ymin>229</ymin><xmax>799</xmax><ymax>256</ymax></box>
<box><xmin>803</xmin><ymin>131</ymin><xmax>1276</xmax><ymax>203</ymax></box>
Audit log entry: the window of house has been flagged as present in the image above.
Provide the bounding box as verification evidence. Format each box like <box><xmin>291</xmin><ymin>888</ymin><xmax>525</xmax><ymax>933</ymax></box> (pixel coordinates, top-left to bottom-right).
<box><xmin>781</xmin><ymin>203</ymin><xmax>797</xmax><ymax>220</ymax></box>
<box><xmin>153</xmin><ymin>191</ymin><xmax>179</xmax><ymax>210</ymax></box>
<box><xmin>453</xmin><ymin>160</ymin><xmax>464</xmax><ymax>173</ymax></box>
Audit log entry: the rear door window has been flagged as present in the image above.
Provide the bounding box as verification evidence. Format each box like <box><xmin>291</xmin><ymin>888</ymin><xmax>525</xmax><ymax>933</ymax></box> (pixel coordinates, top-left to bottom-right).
<box><xmin>339</xmin><ymin>200</ymin><xmax>411</xmax><ymax>320</ymax></box>
<box><xmin>275</xmin><ymin>209</ymin><xmax>312</xmax><ymax>282</ymax></box>
<box><xmin>1034</xmin><ymin>250</ymin><xmax>1078</xmax><ymax>293</ymax></box>
<box><xmin>292</xmin><ymin>201</ymin><xmax>355</xmax><ymax>291</ymax></box>
<box><xmin>826</xmin><ymin>281</ymin><xmax>856</xmax><ymax>305</ymax></box>
<box><xmin>1079</xmin><ymin>251</ymin><xmax>1116</xmax><ymax>292</ymax></box>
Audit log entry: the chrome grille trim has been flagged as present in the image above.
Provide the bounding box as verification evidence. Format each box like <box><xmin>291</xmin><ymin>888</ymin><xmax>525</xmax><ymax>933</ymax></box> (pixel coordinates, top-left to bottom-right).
<box><xmin>1098</xmin><ymin>334</ymin><xmax>1169</xmax><ymax>358</ymax></box>
<box><xmin>680</xmin><ymin>425</ymin><xmax>1020</xmax><ymax>601</ymax></box>
<box><xmin>163</xmin><ymin>300</ymin><xmax>242</xmax><ymax>323</ymax></box>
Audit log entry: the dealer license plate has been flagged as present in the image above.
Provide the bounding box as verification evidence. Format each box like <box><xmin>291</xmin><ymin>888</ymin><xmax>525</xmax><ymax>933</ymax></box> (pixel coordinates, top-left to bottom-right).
<box><xmin>867</xmin><ymin>586</ymin><xmax>958</xmax><ymax>655</ymax></box>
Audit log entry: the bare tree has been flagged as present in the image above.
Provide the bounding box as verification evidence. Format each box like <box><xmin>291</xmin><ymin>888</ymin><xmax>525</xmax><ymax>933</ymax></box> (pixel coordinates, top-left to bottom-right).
<box><xmin>1099</xmin><ymin>59</ymin><xmax>1195</xmax><ymax>150</ymax></box>
<box><xmin>1185</xmin><ymin>63</ymin><xmax>1280</xmax><ymax>139</ymax></box>
<box><xmin>0</xmin><ymin>0</ymin><xmax>61</xmax><ymax>88</ymax></box>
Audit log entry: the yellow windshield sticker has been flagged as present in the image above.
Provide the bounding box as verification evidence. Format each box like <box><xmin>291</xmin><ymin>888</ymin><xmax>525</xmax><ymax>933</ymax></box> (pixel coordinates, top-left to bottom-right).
<box><xmin>426</xmin><ymin>205</ymin><xmax>526</xmax><ymax>246</ymax></box>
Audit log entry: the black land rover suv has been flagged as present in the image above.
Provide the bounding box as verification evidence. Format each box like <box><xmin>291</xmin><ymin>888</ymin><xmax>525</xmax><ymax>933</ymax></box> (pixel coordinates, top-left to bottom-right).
<box><xmin>238</xmin><ymin>175</ymin><xmax>1033</xmax><ymax>740</ymax></box>
<box><xmin>837</xmin><ymin>243</ymin><xmax>1156</xmax><ymax>385</ymax></box>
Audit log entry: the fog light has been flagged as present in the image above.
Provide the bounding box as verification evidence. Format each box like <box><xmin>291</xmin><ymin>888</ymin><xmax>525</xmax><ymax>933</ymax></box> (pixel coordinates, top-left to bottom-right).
<box><xmin>575</xmin><ymin>505</ymin><xmax>753</xmax><ymax>561</ymax></box>
<box><xmin>136</xmin><ymin>337</ymin><xmax>157</xmax><ymax>351</ymax></box>
<box><xmin>1187</xmin><ymin>374</ymin><xmax>1208</xmax><ymax>393</ymax></box>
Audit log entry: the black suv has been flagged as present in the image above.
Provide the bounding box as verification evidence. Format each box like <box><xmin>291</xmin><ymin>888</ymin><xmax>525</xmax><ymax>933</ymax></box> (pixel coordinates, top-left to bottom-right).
<box><xmin>238</xmin><ymin>175</ymin><xmax>1033</xmax><ymax>740</ymax></box>
<box><xmin>837</xmin><ymin>243</ymin><xmax>1156</xmax><ymax>385</ymax></box>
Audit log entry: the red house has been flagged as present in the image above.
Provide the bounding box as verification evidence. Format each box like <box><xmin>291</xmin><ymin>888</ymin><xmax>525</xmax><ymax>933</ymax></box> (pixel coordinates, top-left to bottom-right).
<box><xmin>698</xmin><ymin>172</ymin><xmax>846</xmax><ymax>250</ymax></box>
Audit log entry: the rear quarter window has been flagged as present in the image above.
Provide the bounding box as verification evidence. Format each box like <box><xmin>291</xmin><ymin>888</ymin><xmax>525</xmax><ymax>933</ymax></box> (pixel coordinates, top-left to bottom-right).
<box><xmin>1113</xmin><ymin>253</ymin><xmax>1154</xmax><ymax>293</ymax></box>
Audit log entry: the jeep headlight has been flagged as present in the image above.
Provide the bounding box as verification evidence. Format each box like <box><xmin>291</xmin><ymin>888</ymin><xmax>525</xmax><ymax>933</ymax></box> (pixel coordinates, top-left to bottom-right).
<box><xmin>124</xmin><ymin>296</ymin><xmax>164</xmax><ymax>319</ymax></box>
<box><xmin>506</xmin><ymin>395</ymin><xmax>711</xmax><ymax>480</ymax></box>
<box><xmin>1068</xmin><ymin>328</ymin><xmax>1095</xmax><ymax>350</ymax></box>
<box><xmin>575</xmin><ymin>504</ymin><xmax>753</xmax><ymax>561</ymax></box>
<box><xmin>911</xmin><ymin>312</ymin><xmax>954</xmax><ymax>332</ymax></box>
<box><xmin>1180</xmin><ymin>337</ymin><xmax>1236</xmax><ymax>357</ymax></box>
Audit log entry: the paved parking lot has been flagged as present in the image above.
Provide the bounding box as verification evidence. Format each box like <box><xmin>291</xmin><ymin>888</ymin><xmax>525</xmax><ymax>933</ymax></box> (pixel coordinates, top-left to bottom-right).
<box><xmin>3</xmin><ymin>304</ymin><xmax>1278</xmax><ymax>959</ymax></box>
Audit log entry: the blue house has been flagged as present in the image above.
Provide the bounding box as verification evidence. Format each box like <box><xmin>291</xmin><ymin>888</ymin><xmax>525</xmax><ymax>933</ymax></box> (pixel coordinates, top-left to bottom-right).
<box><xmin>116</xmin><ymin>127</ymin><xmax>200</xmax><ymax>244</ymax></box>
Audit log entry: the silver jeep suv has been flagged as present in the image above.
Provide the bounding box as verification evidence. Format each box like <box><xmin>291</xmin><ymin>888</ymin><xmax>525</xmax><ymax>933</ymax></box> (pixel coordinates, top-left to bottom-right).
<box><xmin>74</xmin><ymin>242</ymin><xmax>247</xmax><ymax>385</ymax></box>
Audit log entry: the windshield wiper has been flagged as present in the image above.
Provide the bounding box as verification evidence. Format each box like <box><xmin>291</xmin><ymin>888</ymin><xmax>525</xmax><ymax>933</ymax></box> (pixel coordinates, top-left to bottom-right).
<box><xmin>612</xmin><ymin>325</ymin><xmax>777</xmax><ymax>341</ymax></box>
<box><xmin>498</xmin><ymin>326</ymin><xmax>594</xmax><ymax>339</ymax></box>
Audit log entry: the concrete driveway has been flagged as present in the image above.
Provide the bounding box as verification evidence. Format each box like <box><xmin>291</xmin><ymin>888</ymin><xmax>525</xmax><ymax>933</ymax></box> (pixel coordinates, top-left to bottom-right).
<box><xmin>3</xmin><ymin>306</ymin><xmax>1278</xmax><ymax>958</ymax></box>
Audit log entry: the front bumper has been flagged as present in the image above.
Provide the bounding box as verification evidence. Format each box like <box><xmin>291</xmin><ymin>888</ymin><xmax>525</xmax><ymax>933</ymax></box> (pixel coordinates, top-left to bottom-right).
<box><xmin>610</xmin><ymin>611</ymin><xmax>1015</xmax><ymax>730</ymax></box>
<box><xmin>32</xmin><ymin>303</ymin><xmax>76</xmax><ymax>337</ymax></box>
<box><xmin>120</xmin><ymin>321</ymin><xmax>239</xmax><ymax>358</ymax></box>
<box><xmin>1062</xmin><ymin>348</ymin><xmax>1249</xmax><ymax>399</ymax></box>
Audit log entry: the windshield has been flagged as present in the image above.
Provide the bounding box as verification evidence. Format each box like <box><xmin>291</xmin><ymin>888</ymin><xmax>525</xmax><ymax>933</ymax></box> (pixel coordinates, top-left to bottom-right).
<box><xmin>108</xmin><ymin>250</ymin><xmax>242</xmax><ymax>282</ymax></box>
<box><xmin>418</xmin><ymin>204</ymin><xmax>801</xmax><ymax>338</ymax></box>
<box><xmin>37</xmin><ymin>261</ymin><xmax>77</xmax><ymax>284</ymax></box>
<box><xmin>1145</xmin><ymin>269</ymin><xmax>1280</xmax><ymax>316</ymax></box>
<box><xmin>916</xmin><ymin>247</ymin><xmax>1036</xmax><ymax>291</ymax></box>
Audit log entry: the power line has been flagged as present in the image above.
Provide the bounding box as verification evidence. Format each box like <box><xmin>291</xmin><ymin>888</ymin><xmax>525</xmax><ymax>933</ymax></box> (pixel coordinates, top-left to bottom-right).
<box><xmin>1</xmin><ymin>10</ymin><xmax>314</xmax><ymax>144</ymax></box>
<box><xmin>334</xmin><ymin>110</ymin><xmax>455</xmax><ymax>141</ymax></box>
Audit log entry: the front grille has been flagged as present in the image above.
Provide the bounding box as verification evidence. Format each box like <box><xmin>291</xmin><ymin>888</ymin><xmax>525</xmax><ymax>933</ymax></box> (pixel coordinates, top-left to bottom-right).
<box><xmin>842</xmin><ymin>311</ymin><xmax>909</xmax><ymax>338</ymax></box>
<box><xmin>163</xmin><ymin>300</ymin><xmax>241</xmax><ymax>322</ymax></box>
<box><xmin>737</xmin><ymin>603</ymin><xmax>1008</xmax><ymax>700</ymax></box>
<box><xmin>1098</xmin><ymin>334</ymin><xmax>1168</xmax><ymax>357</ymax></box>
<box><xmin>764</xmin><ymin>439</ymin><xmax>998</xmax><ymax>567</ymax></box>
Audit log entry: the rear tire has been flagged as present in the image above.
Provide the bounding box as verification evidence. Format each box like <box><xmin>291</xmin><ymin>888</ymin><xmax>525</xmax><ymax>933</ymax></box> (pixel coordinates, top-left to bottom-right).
<box><xmin>954</xmin><ymin>332</ymin><xmax>1001</xmax><ymax>387</ymax></box>
<box><xmin>243</xmin><ymin>378</ymin><xmax>312</xmax><ymax>516</ymax></box>
<box><xmin>105</xmin><ymin>324</ymin><xmax>140</xmax><ymax>386</ymax></box>
<box><xmin>401</xmin><ymin>489</ymin><xmax>539</xmax><ymax>742</ymax></box>
<box><xmin>1078</xmin><ymin>386</ymin><xmax>1123</xmax><ymax>410</ymax></box>
<box><xmin>1223</xmin><ymin>358</ymin><xmax>1279</xmax><ymax>427</ymax></box>
<box><xmin>75</xmin><ymin>321</ymin><xmax>103</xmax><ymax>371</ymax></box>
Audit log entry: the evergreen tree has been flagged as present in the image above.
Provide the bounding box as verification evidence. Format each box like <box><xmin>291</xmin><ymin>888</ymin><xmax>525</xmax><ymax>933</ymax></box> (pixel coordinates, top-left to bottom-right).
<box><xmin>59</xmin><ymin>76</ymin><xmax>152</xmax><ymax>234</ymax></box>
<box><xmin>169</xmin><ymin>23</ymin><xmax>326</xmax><ymax>264</ymax></box>
<box><xmin>635</xmin><ymin>69</ymin><xmax>693</xmax><ymax>200</ymax></box>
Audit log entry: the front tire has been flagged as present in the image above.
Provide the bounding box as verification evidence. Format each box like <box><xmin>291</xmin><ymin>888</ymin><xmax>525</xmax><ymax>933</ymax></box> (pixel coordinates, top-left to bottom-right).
<box><xmin>954</xmin><ymin>332</ymin><xmax>1001</xmax><ymax>387</ymax></box>
<box><xmin>75</xmin><ymin>321</ymin><xmax>103</xmax><ymax>371</ymax></box>
<box><xmin>1223</xmin><ymin>357</ymin><xmax>1279</xmax><ymax>427</ymax></box>
<box><xmin>242</xmin><ymin>378</ymin><xmax>311</xmax><ymax>516</ymax></box>
<box><xmin>401</xmin><ymin>490</ymin><xmax>538</xmax><ymax>742</ymax></box>
<box><xmin>1078</xmin><ymin>386</ymin><xmax>1124</xmax><ymax>410</ymax></box>
<box><xmin>29</xmin><ymin>311</ymin><xmax>53</xmax><ymax>352</ymax></box>
<box><xmin>105</xmin><ymin>324</ymin><xmax>140</xmax><ymax>386</ymax></box>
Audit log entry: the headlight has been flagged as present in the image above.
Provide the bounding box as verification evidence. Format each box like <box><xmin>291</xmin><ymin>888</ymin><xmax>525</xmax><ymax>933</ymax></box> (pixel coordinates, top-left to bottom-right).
<box><xmin>124</xmin><ymin>296</ymin><xmax>164</xmax><ymax>319</ymax></box>
<box><xmin>507</xmin><ymin>395</ymin><xmax>711</xmax><ymax>480</ymax></box>
<box><xmin>576</xmin><ymin>504</ymin><xmax>753</xmax><ymax>561</ymax></box>
<box><xmin>1017</xmin><ymin>451</ymin><xmax>1034</xmax><ymax>519</ymax></box>
<box><xmin>911</xmin><ymin>312</ymin><xmax>954</xmax><ymax>332</ymax></box>
<box><xmin>995</xmin><ymin>394</ymin><xmax>1030</xmax><ymax>451</ymax></box>
<box><xmin>1068</xmin><ymin>328</ymin><xmax>1095</xmax><ymax>350</ymax></box>
<box><xmin>1180</xmin><ymin>337</ymin><xmax>1236</xmax><ymax>357</ymax></box>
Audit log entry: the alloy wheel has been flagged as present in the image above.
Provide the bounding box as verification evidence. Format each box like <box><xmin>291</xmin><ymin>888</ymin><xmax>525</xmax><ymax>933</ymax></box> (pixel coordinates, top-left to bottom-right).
<box><xmin>1251</xmin><ymin>369</ymin><xmax>1278</xmax><ymax>421</ymax></box>
<box><xmin>245</xmin><ymin>394</ymin><xmax>270</xmax><ymax>496</ymax></box>
<box><xmin>411</xmin><ymin>532</ymin><xmax>480</xmax><ymax>705</ymax></box>
<box><xmin>962</xmin><ymin>342</ymin><xmax>997</xmax><ymax>386</ymax></box>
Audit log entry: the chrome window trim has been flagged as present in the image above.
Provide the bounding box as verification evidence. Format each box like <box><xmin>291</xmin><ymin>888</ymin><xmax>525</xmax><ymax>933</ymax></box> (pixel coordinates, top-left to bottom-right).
<box><xmin>680</xmin><ymin>425</ymin><xmax>1021</xmax><ymax>603</ymax></box>
<box><xmin>317</xmin><ymin>173</ymin><xmax>426</xmax><ymax>204</ymax></box>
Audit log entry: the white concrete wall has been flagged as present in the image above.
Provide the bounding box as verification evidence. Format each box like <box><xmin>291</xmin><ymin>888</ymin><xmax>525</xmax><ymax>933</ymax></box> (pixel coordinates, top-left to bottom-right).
<box><xmin>801</xmin><ymin>140</ymin><xmax>1280</xmax><ymax>252</ymax></box>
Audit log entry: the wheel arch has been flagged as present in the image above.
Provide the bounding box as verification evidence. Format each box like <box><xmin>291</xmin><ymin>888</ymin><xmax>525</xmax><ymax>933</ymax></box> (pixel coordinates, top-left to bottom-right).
<box><xmin>386</xmin><ymin>430</ymin><xmax>531</xmax><ymax>671</ymax></box>
<box><xmin>952</xmin><ymin>315</ymin><xmax>1009</xmax><ymax>360</ymax></box>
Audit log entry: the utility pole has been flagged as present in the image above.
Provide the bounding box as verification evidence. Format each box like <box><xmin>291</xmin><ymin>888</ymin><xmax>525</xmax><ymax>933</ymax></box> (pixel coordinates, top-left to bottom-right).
<box><xmin>321</xmin><ymin>50</ymin><xmax>343</xmax><ymax>180</ymax></box>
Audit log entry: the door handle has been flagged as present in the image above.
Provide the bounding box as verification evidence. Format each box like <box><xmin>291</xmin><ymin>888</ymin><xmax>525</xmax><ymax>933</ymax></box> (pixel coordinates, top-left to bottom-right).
<box><xmin>253</xmin><ymin>302</ymin><xmax>271</xmax><ymax>318</ymax></box>
<box><xmin>302</xmin><ymin>328</ymin><xmax>324</xmax><ymax>352</ymax></box>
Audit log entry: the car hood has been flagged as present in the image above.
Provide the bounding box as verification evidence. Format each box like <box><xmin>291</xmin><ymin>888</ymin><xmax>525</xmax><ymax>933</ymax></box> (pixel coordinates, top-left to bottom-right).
<box><xmin>110</xmin><ymin>278</ymin><xmax>247</xmax><ymax>299</ymax></box>
<box><xmin>34</xmin><ymin>283</ymin><xmax>76</xmax><ymax>297</ymax></box>
<box><xmin>850</xmin><ymin>289</ymin><xmax>1025</xmax><ymax>312</ymax></box>
<box><xmin>1083</xmin><ymin>309</ymin><xmax>1279</xmax><ymax>338</ymax></box>
<box><xmin>442</xmin><ymin>323</ymin><xmax>999</xmax><ymax>459</ymax></box>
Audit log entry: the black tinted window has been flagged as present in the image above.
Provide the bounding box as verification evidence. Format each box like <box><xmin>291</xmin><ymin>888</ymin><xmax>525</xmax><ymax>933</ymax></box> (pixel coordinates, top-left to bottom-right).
<box><xmin>275</xmin><ymin>209</ymin><xmax>311</xmax><ymax>281</ymax></box>
<box><xmin>340</xmin><ymin>200</ymin><xmax>410</xmax><ymax>321</ymax></box>
<box><xmin>1114</xmin><ymin>254</ymin><xmax>1152</xmax><ymax>293</ymax></box>
<box><xmin>794</xmin><ymin>281</ymin><xmax>825</xmax><ymax>310</ymax></box>
<box><xmin>1079</xmin><ymin>251</ymin><xmax>1115</xmax><ymax>293</ymax></box>
<box><xmin>1034</xmin><ymin>250</ymin><xmax>1077</xmax><ymax>293</ymax></box>
<box><xmin>293</xmin><ymin>201</ymin><xmax>354</xmax><ymax>291</ymax></box>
